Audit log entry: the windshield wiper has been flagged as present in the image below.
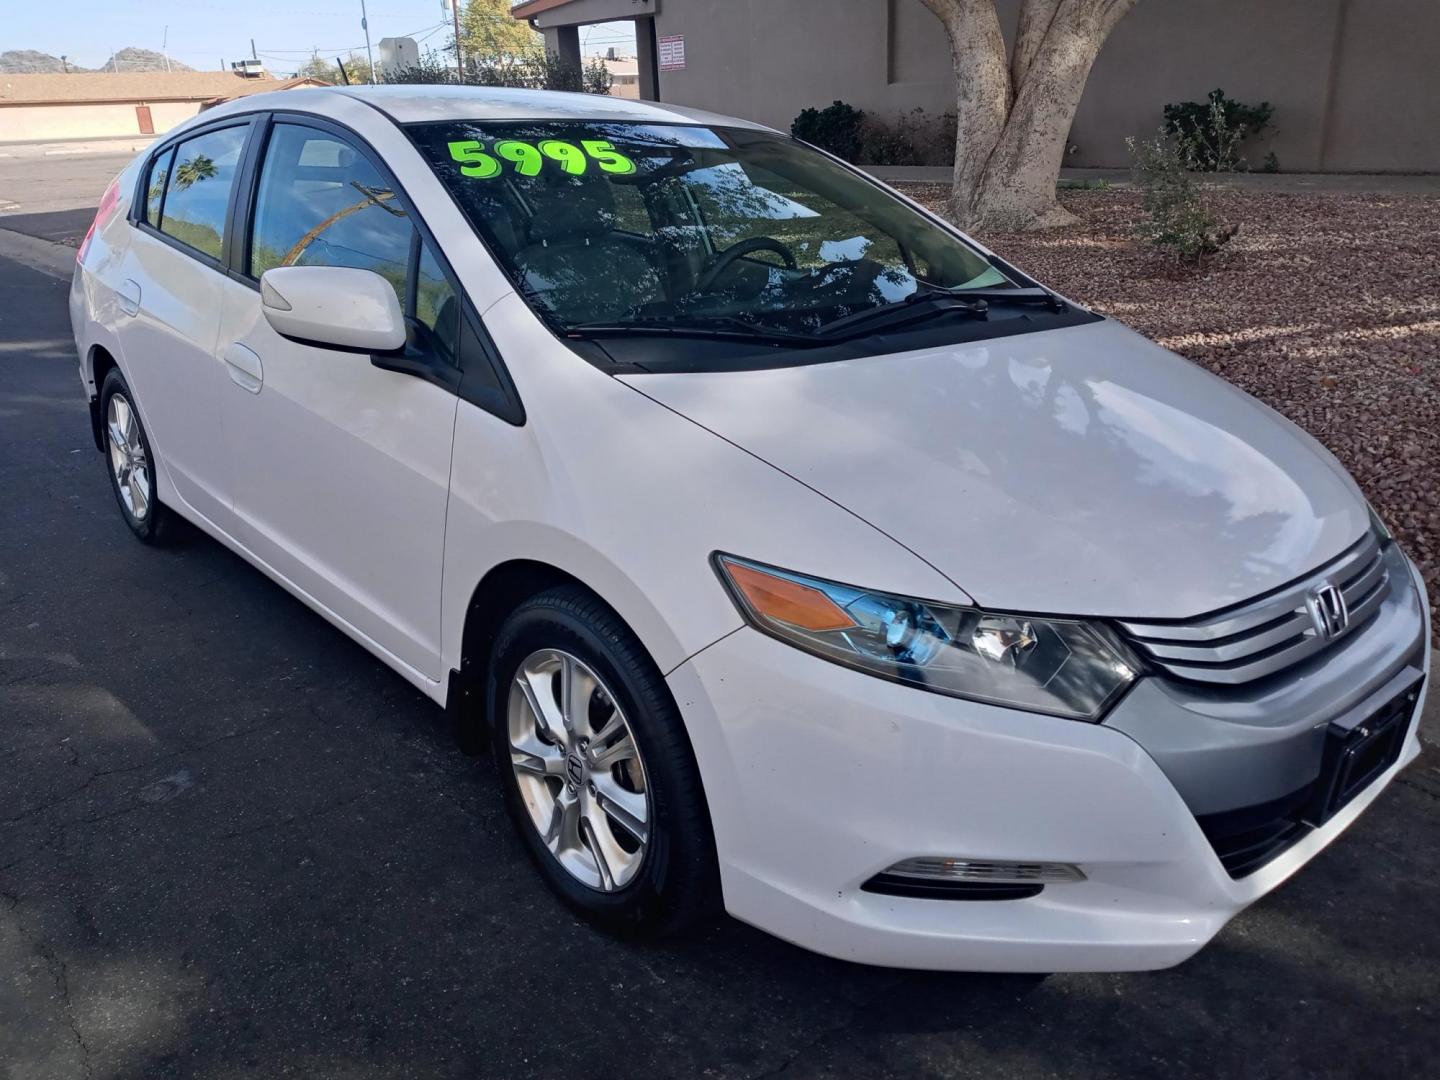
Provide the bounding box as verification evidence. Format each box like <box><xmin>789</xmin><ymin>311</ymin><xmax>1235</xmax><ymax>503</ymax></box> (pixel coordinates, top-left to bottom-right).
<box><xmin>567</xmin><ymin>314</ymin><xmax>820</xmax><ymax>347</ymax></box>
<box><xmin>928</xmin><ymin>285</ymin><xmax>1069</xmax><ymax>312</ymax></box>
<box><xmin>811</xmin><ymin>292</ymin><xmax>989</xmax><ymax>340</ymax></box>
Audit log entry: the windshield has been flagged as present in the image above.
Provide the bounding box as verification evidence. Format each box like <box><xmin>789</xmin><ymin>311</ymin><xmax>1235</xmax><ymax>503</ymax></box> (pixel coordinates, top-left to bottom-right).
<box><xmin>407</xmin><ymin>120</ymin><xmax>1011</xmax><ymax>336</ymax></box>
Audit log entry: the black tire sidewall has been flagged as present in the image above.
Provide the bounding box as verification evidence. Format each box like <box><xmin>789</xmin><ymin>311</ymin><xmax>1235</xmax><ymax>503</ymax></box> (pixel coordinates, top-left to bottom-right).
<box><xmin>487</xmin><ymin>588</ymin><xmax>717</xmax><ymax>937</ymax></box>
<box><xmin>99</xmin><ymin>369</ymin><xmax>166</xmax><ymax>543</ymax></box>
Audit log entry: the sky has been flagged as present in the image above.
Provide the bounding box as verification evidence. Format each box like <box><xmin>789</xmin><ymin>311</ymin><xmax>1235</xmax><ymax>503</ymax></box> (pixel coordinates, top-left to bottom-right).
<box><xmin>7</xmin><ymin>1</ymin><xmax>638</xmax><ymax>75</ymax></box>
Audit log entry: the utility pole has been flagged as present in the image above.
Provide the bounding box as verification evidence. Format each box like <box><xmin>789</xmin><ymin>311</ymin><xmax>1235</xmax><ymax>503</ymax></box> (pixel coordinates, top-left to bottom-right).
<box><xmin>359</xmin><ymin>1</ymin><xmax>375</xmax><ymax>81</ymax></box>
<box><xmin>450</xmin><ymin>0</ymin><xmax>464</xmax><ymax>79</ymax></box>
<box><xmin>162</xmin><ymin>26</ymin><xmax>172</xmax><ymax>72</ymax></box>
<box><xmin>251</xmin><ymin>39</ymin><xmax>258</xmax><ymax>61</ymax></box>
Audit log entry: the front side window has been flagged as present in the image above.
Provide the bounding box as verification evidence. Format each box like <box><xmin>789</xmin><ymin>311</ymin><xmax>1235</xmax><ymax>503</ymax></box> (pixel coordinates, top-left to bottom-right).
<box><xmin>157</xmin><ymin>125</ymin><xmax>249</xmax><ymax>260</ymax></box>
<box><xmin>407</xmin><ymin>121</ymin><xmax>1010</xmax><ymax>338</ymax></box>
<box><xmin>250</xmin><ymin>124</ymin><xmax>414</xmax><ymax>309</ymax></box>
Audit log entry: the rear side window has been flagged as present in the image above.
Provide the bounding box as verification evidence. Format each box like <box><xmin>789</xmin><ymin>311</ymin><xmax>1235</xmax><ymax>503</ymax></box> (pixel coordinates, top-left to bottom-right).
<box><xmin>143</xmin><ymin>147</ymin><xmax>174</xmax><ymax>225</ymax></box>
<box><xmin>157</xmin><ymin>125</ymin><xmax>249</xmax><ymax>260</ymax></box>
<box><xmin>249</xmin><ymin>123</ymin><xmax>414</xmax><ymax>308</ymax></box>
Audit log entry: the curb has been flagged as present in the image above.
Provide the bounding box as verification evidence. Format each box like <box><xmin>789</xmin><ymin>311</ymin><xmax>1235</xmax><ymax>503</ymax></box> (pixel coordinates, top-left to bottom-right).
<box><xmin>0</xmin><ymin>227</ymin><xmax>77</xmax><ymax>281</ymax></box>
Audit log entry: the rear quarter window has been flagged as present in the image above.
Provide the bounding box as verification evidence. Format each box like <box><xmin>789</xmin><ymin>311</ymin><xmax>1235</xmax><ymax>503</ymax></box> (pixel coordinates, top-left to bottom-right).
<box><xmin>143</xmin><ymin>147</ymin><xmax>174</xmax><ymax>225</ymax></box>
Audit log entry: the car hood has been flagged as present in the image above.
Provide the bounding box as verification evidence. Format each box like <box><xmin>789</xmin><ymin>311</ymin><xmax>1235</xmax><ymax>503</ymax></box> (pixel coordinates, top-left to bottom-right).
<box><xmin>619</xmin><ymin>319</ymin><xmax>1369</xmax><ymax>619</ymax></box>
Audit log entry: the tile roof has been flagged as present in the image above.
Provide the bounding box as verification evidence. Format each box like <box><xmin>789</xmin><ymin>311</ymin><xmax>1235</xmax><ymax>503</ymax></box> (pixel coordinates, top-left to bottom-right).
<box><xmin>0</xmin><ymin>71</ymin><xmax>328</xmax><ymax>105</ymax></box>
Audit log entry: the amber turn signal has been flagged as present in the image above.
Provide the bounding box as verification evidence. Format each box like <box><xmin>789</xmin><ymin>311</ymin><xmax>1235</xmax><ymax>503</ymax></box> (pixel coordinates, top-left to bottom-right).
<box><xmin>719</xmin><ymin>558</ymin><xmax>856</xmax><ymax>632</ymax></box>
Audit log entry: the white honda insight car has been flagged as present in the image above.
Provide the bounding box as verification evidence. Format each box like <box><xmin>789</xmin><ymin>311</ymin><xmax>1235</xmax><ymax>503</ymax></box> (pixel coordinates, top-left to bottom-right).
<box><xmin>70</xmin><ymin>86</ymin><xmax>1430</xmax><ymax>972</ymax></box>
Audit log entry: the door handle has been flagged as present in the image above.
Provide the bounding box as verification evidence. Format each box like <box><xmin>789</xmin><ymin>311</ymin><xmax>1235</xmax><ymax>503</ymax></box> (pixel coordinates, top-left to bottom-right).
<box><xmin>117</xmin><ymin>279</ymin><xmax>141</xmax><ymax>317</ymax></box>
<box><xmin>223</xmin><ymin>342</ymin><xmax>263</xmax><ymax>393</ymax></box>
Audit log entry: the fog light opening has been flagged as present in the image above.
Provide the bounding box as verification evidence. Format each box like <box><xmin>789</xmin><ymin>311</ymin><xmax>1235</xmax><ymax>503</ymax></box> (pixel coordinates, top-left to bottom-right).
<box><xmin>885</xmin><ymin>857</ymin><xmax>1086</xmax><ymax>884</ymax></box>
<box><xmin>861</xmin><ymin>858</ymin><xmax>1084</xmax><ymax>901</ymax></box>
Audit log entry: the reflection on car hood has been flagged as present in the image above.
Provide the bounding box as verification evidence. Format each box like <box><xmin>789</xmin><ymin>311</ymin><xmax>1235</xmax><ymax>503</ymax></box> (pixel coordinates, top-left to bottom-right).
<box><xmin>619</xmin><ymin>319</ymin><xmax>1370</xmax><ymax>619</ymax></box>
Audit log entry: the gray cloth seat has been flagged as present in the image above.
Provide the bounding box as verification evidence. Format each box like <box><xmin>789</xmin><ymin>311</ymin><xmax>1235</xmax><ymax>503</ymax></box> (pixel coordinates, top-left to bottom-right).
<box><xmin>513</xmin><ymin>177</ymin><xmax>664</xmax><ymax>324</ymax></box>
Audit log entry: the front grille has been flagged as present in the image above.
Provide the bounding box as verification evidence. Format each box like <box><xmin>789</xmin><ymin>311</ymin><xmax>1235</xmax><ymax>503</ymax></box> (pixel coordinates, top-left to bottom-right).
<box><xmin>1116</xmin><ymin>532</ymin><xmax>1389</xmax><ymax>685</ymax></box>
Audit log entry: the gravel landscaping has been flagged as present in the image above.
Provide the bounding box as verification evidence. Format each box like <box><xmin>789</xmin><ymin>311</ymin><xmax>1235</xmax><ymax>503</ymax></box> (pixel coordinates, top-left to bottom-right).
<box><xmin>902</xmin><ymin>184</ymin><xmax>1440</xmax><ymax>637</ymax></box>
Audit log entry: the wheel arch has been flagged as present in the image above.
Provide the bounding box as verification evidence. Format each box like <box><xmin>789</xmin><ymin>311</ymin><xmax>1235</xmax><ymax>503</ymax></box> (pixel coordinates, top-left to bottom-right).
<box><xmin>445</xmin><ymin>548</ymin><xmax>713</xmax><ymax>753</ymax></box>
<box><xmin>86</xmin><ymin>342</ymin><xmax>121</xmax><ymax>451</ymax></box>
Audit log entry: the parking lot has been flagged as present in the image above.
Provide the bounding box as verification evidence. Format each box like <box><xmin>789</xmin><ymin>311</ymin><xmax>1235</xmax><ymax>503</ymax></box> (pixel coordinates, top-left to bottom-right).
<box><xmin>2</xmin><ymin>152</ymin><xmax>1439</xmax><ymax>1079</ymax></box>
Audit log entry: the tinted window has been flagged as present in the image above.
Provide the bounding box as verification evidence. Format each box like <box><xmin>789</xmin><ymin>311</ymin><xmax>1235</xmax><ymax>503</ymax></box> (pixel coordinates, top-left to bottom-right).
<box><xmin>144</xmin><ymin>147</ymin><xmax>174</xmax><ymax>225</ymax></box>
<box><xmin>159</xmin><ymin>126</ymin><xmax>248</xmax><ymax>260</ymax></box>
<box><xmin>250</xmin><ymin>124</ymin><xmax>413</xmax><ymax>309</ymax></box>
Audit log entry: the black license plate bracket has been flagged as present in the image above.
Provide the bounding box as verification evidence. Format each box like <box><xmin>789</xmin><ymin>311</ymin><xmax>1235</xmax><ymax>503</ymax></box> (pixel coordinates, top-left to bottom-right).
<box><xmin>1308</xmin><ymin>672</ymin><xmax>1422</xmax><ymax>825</ymax></box>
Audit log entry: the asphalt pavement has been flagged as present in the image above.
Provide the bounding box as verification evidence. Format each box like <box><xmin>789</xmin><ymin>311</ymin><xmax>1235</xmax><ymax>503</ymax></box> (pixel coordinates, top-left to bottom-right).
<box><xmin>2</xmin><ymin>188</ymin><xmax>1440</xmax><ymax>1078</ymax></box>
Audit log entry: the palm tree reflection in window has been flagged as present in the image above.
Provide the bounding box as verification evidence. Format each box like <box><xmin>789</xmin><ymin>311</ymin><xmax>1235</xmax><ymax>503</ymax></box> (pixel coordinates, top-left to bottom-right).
<box><xmin>173</xmin><ymin>153</ymin><xmax>218</xmax><ymax>191</ymax></box>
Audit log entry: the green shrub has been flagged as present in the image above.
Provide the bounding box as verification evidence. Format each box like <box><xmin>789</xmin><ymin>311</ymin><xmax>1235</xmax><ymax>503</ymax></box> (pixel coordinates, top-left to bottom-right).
<box><xmin>791</xmin><ymin>100</ymin><xmax>866</xmax><ymax>161</ymax></box>
<box><xmin>1163</xmin><ymin>88</ymin><xmax>1274</xmax><ymax>172</ymax></box>
<box><xmin>383</xmin><ymin>50</ymin><xmax>611</xmax><ymax>95</ymax></box>
<box><xmin>793</xmin><ymin>103</ymin><xmax>955</xmax><ymax>166</ymax></box>
<box><xmin>1127</xmin><ymin>133</ymin><xmax>1237</xmax><ymax>264</ymax></box>
<box><xmin>860</xmin><ymin>107</ymin><xmax>955</xmax><ymax>166</ymax></box>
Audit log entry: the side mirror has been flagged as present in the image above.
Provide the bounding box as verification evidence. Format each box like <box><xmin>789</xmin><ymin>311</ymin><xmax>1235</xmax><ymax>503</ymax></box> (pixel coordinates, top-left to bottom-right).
<box><xmin>259</xmin><ymin>266</ymin><xmax>406</xmax><ymax>353</ymax></box>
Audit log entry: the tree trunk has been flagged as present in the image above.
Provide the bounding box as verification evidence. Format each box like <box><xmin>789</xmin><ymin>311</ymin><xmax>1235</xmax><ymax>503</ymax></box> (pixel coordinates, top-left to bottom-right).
<box><xmin>920</xmin><ymin>0</ymin><xmax>1138</xmax><ymax>232</ymax></box>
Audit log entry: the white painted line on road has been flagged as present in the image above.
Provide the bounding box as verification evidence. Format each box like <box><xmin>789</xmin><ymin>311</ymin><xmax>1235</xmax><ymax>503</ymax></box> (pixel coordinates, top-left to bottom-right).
<box><xmin>44</xmin><ymin>147</ymin><xmax>89</xmax><ymax>156</ymax></box>
<box><xmin>0</xmin><ymin>227</ymin><xmax>77</xmax><ymax>280</ymax></box>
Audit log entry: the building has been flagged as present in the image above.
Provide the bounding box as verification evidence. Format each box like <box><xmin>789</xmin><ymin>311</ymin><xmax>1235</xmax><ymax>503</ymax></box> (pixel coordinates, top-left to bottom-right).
<box><xmin>512</xmin><ymin>0</ymin><xmax>1439</xmax><ymax>173</ymax></box>
<box><xmin>603</xmin><ymin>55</ymin><xmax>640</xmax><ymax>100</ymax></box>
<box><xmin>0</xmin><ymin>71</ymin><xmax>328</xmax><ymax>143</ymax></box>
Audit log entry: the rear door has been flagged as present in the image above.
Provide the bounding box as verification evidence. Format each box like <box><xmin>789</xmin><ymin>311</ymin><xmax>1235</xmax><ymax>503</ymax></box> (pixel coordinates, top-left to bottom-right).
<box><xmin>213</xmin><ymin>117</ymin><xmax>464</xmax><ymax>680</ymax></box>
<box><xmin>116</xmin><ymin>120</ymin><xmax>252</xmax><ymax>528</ymax></box>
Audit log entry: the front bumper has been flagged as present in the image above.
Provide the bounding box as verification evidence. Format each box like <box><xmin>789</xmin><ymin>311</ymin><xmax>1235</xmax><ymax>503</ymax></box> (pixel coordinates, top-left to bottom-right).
<box><xmin>668</xmin><ymin>552</ymin><xmax>1431</xmax><ymax>973</ymax></box>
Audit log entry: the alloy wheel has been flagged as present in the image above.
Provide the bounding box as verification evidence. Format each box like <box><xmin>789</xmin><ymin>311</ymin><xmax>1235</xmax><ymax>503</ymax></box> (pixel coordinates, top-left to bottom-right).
<box><xmin>506</xmin><ymin>648</ymin><xmax>651</xmax><ymax>892</ymax></box>
<box><xmin>106</xmin><ymin>392</ymin><xmax>150</xmax><ymax>522</ymax></box>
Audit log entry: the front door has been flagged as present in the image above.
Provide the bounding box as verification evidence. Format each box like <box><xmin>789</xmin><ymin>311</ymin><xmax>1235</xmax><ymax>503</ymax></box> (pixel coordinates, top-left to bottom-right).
<box><xmin>215</xmin><ymin>121</ymin><xmax>461</xmax><ymax>680</ymax></box>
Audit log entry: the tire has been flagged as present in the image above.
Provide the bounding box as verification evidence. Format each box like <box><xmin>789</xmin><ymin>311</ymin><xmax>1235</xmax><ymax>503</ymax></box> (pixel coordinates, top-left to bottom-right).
<box><xmin>488</xmin><ymin>585</ymin><xmax>719</xmax><ymax>937</ymax></box>
<box><xmin>99</xmin><ymin>368</ymin><xmax>174</xmax><ymax>544</ymax></box>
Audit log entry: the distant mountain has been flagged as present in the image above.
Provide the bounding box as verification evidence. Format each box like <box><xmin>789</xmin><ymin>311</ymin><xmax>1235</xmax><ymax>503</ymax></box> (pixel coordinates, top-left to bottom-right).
<box><xmin>98</xmin><ymin>47</ymin><xmax>195</xmax><ymax>73</ymax></box>
<box><xmin>0</xmin><ymin>49</ymin><xmax>88</xmax><ymax>74</ymax></box>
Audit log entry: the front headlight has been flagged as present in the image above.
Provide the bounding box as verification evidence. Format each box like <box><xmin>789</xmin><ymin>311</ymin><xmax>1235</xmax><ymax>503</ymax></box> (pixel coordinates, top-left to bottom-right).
<box><xmin>715</xmin><ymin>555</ymin><xmax>1136</xmax><ymax>721</ymax></box>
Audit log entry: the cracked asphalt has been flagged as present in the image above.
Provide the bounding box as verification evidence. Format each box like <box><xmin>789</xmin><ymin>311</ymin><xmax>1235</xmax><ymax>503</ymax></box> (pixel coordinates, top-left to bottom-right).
<box><xmin>2</xmin><ymin>234</ymin><xmax>1440</xmax><ymax>1078</ymax></box>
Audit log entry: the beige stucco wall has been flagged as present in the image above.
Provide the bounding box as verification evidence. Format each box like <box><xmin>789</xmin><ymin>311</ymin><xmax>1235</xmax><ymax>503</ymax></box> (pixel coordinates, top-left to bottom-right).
<box><xmin>647</xmin><ymin>0</ymin><xmax>1439</xmax><ymax>173</ymax></box>
<box><xmin>0</xmin><ymin>99</ymin><xmax>204</xmax><ymax>143</ymax></box>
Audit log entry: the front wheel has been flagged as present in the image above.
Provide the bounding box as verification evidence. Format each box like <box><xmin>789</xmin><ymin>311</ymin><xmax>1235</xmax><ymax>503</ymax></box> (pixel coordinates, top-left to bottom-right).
<box><xmin>488</xmin><ymin>586</ymin><xmax>719</xmax><ymax>937</ymax></box>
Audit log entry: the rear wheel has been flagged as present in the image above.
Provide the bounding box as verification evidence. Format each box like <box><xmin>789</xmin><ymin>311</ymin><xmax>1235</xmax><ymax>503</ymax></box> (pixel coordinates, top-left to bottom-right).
<box><xmin>100</xmin><ymin>368</ymin><xmax>173</xmax><ymax>544</ymax></box>
<box><xmin>488</xmin><ymin>586</ymin><xmax>719</xmax><ymax>937</ymax></box>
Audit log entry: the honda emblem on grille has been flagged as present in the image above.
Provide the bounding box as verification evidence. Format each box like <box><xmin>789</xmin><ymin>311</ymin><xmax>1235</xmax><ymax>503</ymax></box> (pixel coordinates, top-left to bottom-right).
<box><xmin>1306</xmin><ymin>580</ymin><xmax>1349</xmax><ymax>639</ymax></box>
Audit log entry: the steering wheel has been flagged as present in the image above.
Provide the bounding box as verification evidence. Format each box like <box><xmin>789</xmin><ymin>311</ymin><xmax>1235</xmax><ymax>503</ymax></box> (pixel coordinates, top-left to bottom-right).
<box><xmin>695</xmin><ymin>237</ymin><xmax>798</xmax><ymax>292</ymax></box>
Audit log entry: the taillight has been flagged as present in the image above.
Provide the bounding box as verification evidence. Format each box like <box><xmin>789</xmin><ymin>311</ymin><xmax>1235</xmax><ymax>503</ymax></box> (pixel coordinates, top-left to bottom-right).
<box><xmin>78</xmin><ymin>177</ymin><xmax>123</xmax><ymax>264</ymax></box>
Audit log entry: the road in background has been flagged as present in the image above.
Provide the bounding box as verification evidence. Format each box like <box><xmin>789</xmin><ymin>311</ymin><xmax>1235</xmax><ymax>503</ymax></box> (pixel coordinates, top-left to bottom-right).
<box><xmin>2</xmin><ymin>156</ymin><xmax>1439</xmax><ymax>1079</ymax></box>
<box><xmin>0</xmin><ymin>144</ymin><xmax>135</xmax><ymax>230</ymax></box>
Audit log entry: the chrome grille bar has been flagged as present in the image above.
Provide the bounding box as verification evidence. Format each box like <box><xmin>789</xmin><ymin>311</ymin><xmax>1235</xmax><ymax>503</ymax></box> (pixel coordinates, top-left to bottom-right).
<box><xmin>1117</xmin><ymin>532</ymin><xmax>1389</xmax><ymax>685</ymax></box>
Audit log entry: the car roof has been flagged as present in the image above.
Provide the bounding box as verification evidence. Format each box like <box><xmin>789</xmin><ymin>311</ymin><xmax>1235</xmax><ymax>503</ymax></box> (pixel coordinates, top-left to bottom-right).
<box><xmin>305</xmin><ymin>84</ymin><xmax>778</xmax><ymax>132</ymax></box>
